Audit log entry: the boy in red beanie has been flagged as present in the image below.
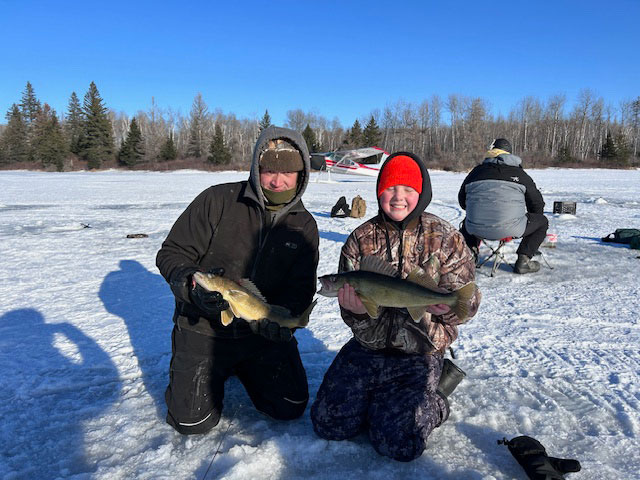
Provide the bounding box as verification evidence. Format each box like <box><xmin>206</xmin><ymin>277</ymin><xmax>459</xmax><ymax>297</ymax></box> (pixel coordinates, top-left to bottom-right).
<box><xmin>311</xmin><ymin>152</ymin><xmax>480</xmax><ymax>461</ymax></box>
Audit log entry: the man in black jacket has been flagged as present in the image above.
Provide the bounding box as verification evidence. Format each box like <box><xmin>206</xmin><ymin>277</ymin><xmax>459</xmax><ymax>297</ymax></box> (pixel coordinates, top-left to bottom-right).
<box><xmin>156</xmin><ymin>126</ymin><xmax>319</xmax><ymax>435</ymax></box>
<box><xmin>458</xmin><ymin>138</ymin><xmax>548</xmax><ymax>274</ymax></box>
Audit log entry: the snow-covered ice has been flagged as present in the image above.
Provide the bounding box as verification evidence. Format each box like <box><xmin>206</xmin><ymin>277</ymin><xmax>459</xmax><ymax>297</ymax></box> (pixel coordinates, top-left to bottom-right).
<box><xmin>1</xmin><ymin>168</ymin><xmax>639</xmax><ymax>479</ymax></box>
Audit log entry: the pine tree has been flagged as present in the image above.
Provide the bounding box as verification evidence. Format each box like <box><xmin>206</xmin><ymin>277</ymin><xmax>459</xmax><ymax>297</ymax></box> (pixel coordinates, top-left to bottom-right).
<box><xmin>79</xmin><ymin>82</ymin><xmax>114</xmax><ymax>169</ymax></box>
<box><xmin>259</xmin><ymin>109</ymin><xmax>272</xmax><ymax>132</ymax></box>
<box><xmin>208</xmin><ymin>124</ymin><xmax>232</xmax><ymax>165</ymax></box>
<box><xmin>19</xmin><ymin>81</ymin><xmax>42</xmax><ymax>125</ymax></box>
<box><xmin>118</xmin><ymin>117</ymin><xmax>145</xmax><ymax>167</ymax></box>
<box><xmin>362</xmin><ymin>116</ymin><xmax>381</xmax><ymax>146</ymax></box>
<box><xmin>0</xmin><ymin>105</ymin><xmax>29</xmax><ymax>164</ymax></box>
<box><xmin>614</xmin><ymin>132</ymin><xmax>631</xmax><ymax>163</ymax></box>
<box><xmin>33</xmin><ymin>104</ymin><xmax>68</xmax><ymax>171</ymax></box>
<box><xmin>65</xmin><ymin>92</ymin><xmax>84</xmax><ymax>154</ymax></box>
<box><xmin>599</xmin><ymin>131</ymin><xmax>617</xmax><ymax>160</ymax></box>
<box><xmin>158</xmin><ymin>132</ymin><xmax>178</xmax><ymax>162</ymax></box>
<box><xmin>302</xmin><ymin>123</ymin><xmax>319</xmax><ymax>153</ymax></box>
<box><xmin>187</xmin><ymin>93</ymin><xmax>209</xmax><ymax>158</ymax></box>
<box><xmin>19</xmin><ymin>82</ymin><xmax>42</xmax><ymax>161</ymax></box>
<box><xmin>555</xmin><ymin>145</ymin><xmax>574</xmax><ymax>164</ymax></box>
<box><xmin>349</xmin><ymin>119</ymin><xmax>363</xmax><ymax>147</ymax></box>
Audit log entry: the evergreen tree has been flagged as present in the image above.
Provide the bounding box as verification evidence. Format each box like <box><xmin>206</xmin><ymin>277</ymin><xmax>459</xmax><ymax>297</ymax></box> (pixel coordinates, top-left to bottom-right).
<box><xmin>79</xmin><ymin>82</ymin><xmax>114</xmax><ymax>169</ymax></box>
<box><xmin>208</xmin><ymin>124</ymin><xmax>231</xmax><ymax>165</ymax></box>
<box><xmin>555</xmin><ymin>145</ymin><xmax>574</xmax><ymax>164</ymax></box>
<box><xmin>33</xmin><ymin>104</ymin><xmax>68</xmax><ymax>171</ymax></box>
<box><xmin>599</xmin><ymin>131</ymin><xmax>617</xmax><ymax>160</ymax></box>
<box><xmin>1</xmin><ymin>105</ymin><xmax>29</xmax><ymax>164</ymax></box>
<box><xmin>614</xmin><ymin>132</ymin><xmax>631</xmax><ymax>163</ymax></box>
<box><xmin>187</xmin><ymin>93</ymin><xmax>209</xmax><ymax>158</ymax></box>
<box><xmin>18</xmin><ymin>81</ymin><xmax>42</xmax><ymax>161</ymax></box>
<box><xmin>65</xmin><ymin>92</ymin><xmax>84</xmax><ymax>154</ymax></box>
<box><xmin>362</xmin><ymin>116</ymin><xmax>381</xmax><ymax>146</ymax></box>
<box><xmin>118</xmin><ymin>117</ymin><xmax>145</xmax><ymax>167</ymax></box>
<box><xmin>259</xmin><ymin>109</ymin><xmax>272</xmax><ymax>132</ymax></box>
<box><xmin>19</xmin><ymin>81</ymin><xmax>42</xmax><ymax>125</ymax></box>
<box><xmin>302</xmin><ymin>123</ymin><xmax>319</xmax><ymax>153</ymax></box>
<box><xmin>158</xmin><ymin>132</ymin><xmax>178</xmax><ymax>162</ymax></box>
<box><xmin>349</xmin><ymin>119</ymin><xmax>363</xmax><ymax>147</ymax></box>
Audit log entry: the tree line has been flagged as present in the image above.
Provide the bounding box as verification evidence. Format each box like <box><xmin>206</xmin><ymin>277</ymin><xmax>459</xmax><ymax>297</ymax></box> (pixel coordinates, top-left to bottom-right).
<box><xmin>1</xmin><ymin>82</ymin><xmax>638</xmax><ymax>171</ymax></box>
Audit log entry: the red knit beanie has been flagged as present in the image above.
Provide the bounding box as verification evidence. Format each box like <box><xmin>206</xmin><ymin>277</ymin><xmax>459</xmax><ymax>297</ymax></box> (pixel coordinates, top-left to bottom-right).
<box><xmin>377</xmin><ymin>155</ymin><xmax>423</xmax><ymax>197</ymax></box>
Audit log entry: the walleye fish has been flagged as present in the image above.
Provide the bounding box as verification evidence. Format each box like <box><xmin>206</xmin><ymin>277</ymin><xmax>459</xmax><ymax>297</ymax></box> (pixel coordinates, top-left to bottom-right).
<box><xmin>317</xmin><ymin>256</ymin><xmax>476</xmax><ymax>321</ymax></box>
<box><xmin>192</xmin><ymin>272</ymin><xmax>316</xmax><ymax>328</ymax></box>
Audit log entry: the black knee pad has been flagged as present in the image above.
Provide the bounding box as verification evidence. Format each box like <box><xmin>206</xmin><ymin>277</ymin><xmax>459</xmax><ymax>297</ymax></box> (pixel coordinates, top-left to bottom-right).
<box><xmin>166</xmin><ymin>408</ymin><xmax>221</xmax><ymax>435</ymax></box>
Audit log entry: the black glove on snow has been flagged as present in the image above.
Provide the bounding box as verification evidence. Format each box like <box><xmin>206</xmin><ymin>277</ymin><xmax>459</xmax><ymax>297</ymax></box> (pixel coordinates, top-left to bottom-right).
<box><xmin>190</xmin><ymin>284</ymin><xmax>229</xmax><ymax>317</ymax></box>
<box><xmin>249</xmin><ymin>318</ymin><xmax>292</xmax><ymax>342</ymax></box>
<box><xmin>499</xmin><ymin>436</ymin><xmax>581</xmax><ymax>480</ymax></box>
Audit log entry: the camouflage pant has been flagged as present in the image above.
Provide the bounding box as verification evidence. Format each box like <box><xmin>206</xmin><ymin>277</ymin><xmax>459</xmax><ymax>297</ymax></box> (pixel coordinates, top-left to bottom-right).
<box><xmin>311</xmin><ymin>338</ymin><xmax>448</xmax><ymax>462</ymax></box>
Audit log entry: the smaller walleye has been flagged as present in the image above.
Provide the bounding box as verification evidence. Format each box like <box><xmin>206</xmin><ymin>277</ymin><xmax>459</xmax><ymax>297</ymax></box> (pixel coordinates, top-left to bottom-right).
<box><xmin>318</xmin><ymin>256</ymin><xmax>476</xmax><ymax>321</ymax></box>
<box><xmin>192</xmin><ymin>272</ymin><xmax>316</xmax><ymax>329</ymax></box>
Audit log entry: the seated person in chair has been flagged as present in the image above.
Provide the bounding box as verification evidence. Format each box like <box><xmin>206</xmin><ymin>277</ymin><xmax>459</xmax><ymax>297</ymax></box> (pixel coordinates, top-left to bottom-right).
<box><xmin>458</xmin><ymin>138</ymin><xmax>548</xmax><ymax>274</ymax></box>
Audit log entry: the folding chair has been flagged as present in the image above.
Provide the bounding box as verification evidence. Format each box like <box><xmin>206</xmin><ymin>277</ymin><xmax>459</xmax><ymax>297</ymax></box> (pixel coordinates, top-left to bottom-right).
<box><xmin>475</xmin><ymin>237</ymin><xmax>514</xmax><ymax>277</ymax></box>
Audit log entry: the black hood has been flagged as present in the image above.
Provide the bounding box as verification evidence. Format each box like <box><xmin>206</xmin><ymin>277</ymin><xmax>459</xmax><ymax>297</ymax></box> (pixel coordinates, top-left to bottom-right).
<box><xmin>376</xmin><ymin>151</ymin><xmax>432</xmax><ymax>230</ymax></box>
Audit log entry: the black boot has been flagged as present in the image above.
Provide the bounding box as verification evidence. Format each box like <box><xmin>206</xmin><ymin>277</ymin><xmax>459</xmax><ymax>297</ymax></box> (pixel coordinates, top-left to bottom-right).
<box><xmin>514</xmin><ymin>254</ymin><xmax>540</xmax><ymax>274</ymax></box>
<box><xmin>437</xmin><ymin>359</ymin><xmax>466</xmax><ymax>398</ymax></box>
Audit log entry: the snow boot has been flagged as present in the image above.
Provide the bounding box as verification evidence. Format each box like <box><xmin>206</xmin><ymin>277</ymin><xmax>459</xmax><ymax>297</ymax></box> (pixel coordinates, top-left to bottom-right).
<box><xmin>514</xmin><ymin>254</ymin><xmax>540</xmax><ymax>274</ymax></box>
<box><xmin>437</xmin><ymin>359</ymin><xmax>466</xmax><ymax>398</ymax></box>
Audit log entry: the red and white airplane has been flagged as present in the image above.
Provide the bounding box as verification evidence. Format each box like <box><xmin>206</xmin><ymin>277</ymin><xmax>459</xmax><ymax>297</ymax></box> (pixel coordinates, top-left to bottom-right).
<box><xmin>310</xmin><ymin>147</ymin><xmax>389</xmax><ymax>178</ymax></box>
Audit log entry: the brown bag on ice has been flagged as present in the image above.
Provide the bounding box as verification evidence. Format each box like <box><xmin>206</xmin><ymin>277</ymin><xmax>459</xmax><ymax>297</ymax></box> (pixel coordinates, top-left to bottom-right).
<box><xmin>349</xmin><ymin>195</ymin><xmax>366</xmax><ymax>218</ymax></box>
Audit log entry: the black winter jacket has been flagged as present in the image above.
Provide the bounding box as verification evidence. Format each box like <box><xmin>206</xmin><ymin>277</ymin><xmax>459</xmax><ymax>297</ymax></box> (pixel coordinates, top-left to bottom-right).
<box><xmin>156</xmin><ymin>126</ymin><xmax>319</xmax><ymax>338</ymax></box>
<box><xmin>458</xmin><ymin>151</ymin><xmax>544</xmax><ymax>240</ymax></box>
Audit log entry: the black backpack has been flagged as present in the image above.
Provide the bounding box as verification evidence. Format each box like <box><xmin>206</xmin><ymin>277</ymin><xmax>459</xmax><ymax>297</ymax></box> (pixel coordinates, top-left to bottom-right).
<box><xmin>601</xmin><ymin>228</ymin><xmax>640</xmax><ymax>250</ymax></box>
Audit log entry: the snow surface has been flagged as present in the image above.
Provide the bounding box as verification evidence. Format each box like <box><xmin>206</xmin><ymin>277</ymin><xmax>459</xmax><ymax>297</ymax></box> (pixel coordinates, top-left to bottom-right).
<box><xmin>1</xmin><ymin>168</ymin><xmax>639</xmax><ymax>480</ymax></box>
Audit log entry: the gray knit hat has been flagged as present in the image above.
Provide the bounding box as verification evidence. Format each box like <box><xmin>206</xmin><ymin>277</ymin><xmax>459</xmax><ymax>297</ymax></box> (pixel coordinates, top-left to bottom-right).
<box><xmin>259</xmin><ymin>139</ymin><xmax>303</xmax><ymax>172</ymax></box>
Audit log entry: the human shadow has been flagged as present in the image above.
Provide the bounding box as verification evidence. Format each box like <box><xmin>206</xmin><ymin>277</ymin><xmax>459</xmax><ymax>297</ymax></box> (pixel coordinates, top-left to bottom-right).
<box><xmin>99</xmin><ymin>259</ymin><xmax>174</xmax><ymax>419</ymax></box>
<box><xmin>455</xmin><ymin>421</ymin><xmax>525</xmax><ymax>478</ymax></box>
<box><xmin>319</xmin><ymin>230</ymin><xmax>349</xmax><ymax>244</ymax></box>
<box><xmin>0</xmin><ymin>308</ymin><xmax>120</xmax><ymax>478</ymax></box>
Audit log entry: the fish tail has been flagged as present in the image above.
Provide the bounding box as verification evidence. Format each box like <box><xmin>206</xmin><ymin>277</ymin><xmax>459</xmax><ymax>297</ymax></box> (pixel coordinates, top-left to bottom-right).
<box><xmin>297</xmin><ymin>299</ymin><xmax>317</xmax><ymax>328</ymax></box>
<box><xmin>452</xmin><ymin>283</ymin><xmax>476</xmax><ymax>320</ymax></box>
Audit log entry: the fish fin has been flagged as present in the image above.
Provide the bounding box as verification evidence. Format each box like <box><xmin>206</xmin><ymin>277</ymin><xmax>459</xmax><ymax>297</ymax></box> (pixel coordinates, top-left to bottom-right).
<box><xmin>238</xmin><ymin>279</ymin><xmax>267</xmax><ymax>302</ymax></box>
<box><xmin>220</xmin><ymin>309</ymin><xmax>234</xmax><ymax>326</ymax></box>
<box><xmin>359</xmin><ymin>294</ymin><xmax>380</xmax><ymax>318</ymax></box>
<box><xmin>343</xmin><ymin>257</ymin><xmax>356</xmax><ymax>272</ymax></box>
<box><xmin>451</xmin><ymin>283</ymin><xmax>476</xmax><ymax>320</ymax></box>
<box><xmin>224</xmin><ymin>291</ymin><xmax>246</xmax><ymax>319</ymax></box>
<box><xmin>425</xmin><ymin>254</ymin><xmax>441</xmax><ymax>284</ymax></box>
<box><xmin>270</xmin><ymin>304</ymin><xmax>293</xmax><ymax>317</ymax></box>
<box><xmin>406</xmin><ymin>268</ymin><xmax>445</xmax><ymax>292</ymax></box>
<box><xmin>360</xmin><ymin>256</ymin><xmax>398</xmax><ymax>277</ymax></box>
<box><xmin>407</xmin><ymin>306</ymin><xmax>428</xmax><ymax>322</ymax></box>
<box><xmin>296</xmin><ymin>299</ymin><xmax>317</xmax><ymax>328</ymax></box>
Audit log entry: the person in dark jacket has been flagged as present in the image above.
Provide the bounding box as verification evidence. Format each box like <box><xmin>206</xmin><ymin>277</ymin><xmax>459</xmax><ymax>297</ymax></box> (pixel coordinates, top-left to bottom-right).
<box><xmin>458</xmin><ymin>138</ymin><xmax>548</xmax><ymax>274</ymax></box>
<box><xmin>311</xmin><ymin>152</ymin><xmax>480</xmax><ymax>461</ymax></box>
<box><xmin>156</xmin><ymin>126</ymin><xmax>319</xmax><ymax>435</ymax></box>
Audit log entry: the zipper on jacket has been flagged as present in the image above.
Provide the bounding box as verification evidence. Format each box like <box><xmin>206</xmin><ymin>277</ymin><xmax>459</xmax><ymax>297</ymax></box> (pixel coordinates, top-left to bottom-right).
<box><xmin>250</xmin><ymin>209</ymin><xmax>273</xmax><ymax>279</ymax></box>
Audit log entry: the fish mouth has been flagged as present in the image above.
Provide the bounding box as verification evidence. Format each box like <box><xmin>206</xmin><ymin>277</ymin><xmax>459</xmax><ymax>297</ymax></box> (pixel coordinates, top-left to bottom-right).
<box><xmin>317</xmin><ymin>277</ymin><xmax>338</xmax><ymax>297</ymax></box>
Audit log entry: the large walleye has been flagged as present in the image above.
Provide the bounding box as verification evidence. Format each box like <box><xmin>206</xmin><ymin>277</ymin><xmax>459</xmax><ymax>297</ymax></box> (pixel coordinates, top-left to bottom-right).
<box><xmin>317</xmin><ymin>256</ymin><xmax>476</xmax><ymax>321</ymax></box>
<box><xmin>192</xmin><ymin>272</ymin><xmax>316</xmax><ymax>329</ymax></box>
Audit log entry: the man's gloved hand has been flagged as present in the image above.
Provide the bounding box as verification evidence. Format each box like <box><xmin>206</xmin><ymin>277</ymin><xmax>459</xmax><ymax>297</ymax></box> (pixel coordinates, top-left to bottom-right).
<box><xmin>190</xmin><ymin>284</ymin><xmax>229</xmax><ymax>317</ymax></box>
<box><xmin>249</xmin><ymin>318</ymin><xmax>292</xmax><ymax>342</ymax></box>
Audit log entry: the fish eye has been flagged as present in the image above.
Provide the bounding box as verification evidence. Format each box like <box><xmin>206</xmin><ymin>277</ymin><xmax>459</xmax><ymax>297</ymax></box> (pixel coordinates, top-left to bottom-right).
<box><xmin>330</xmin><ymin>275</ymin><xmax>337</xmax><ymax>282</ymax></box>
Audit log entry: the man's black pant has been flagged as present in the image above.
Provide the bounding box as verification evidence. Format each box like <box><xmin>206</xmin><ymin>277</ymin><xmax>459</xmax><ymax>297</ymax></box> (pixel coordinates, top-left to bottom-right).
<box><xmin>460</xmin><ymin>213</ymin><xmax>548</xmax><ymax>258</ymax></box>
<box><xmin>516</xmin><ymin>213</ymin><xmax>548</xmax><ymax>258</ymax></box>
<box><xmin>165</xmin><ymin>326</ymin><xmax>309</xmax><ymax>435</ymax></box>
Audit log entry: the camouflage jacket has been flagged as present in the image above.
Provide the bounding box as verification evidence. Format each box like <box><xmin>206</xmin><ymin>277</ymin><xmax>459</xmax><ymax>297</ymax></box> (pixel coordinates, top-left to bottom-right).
<box><xmin>339</xmin><ymin>212</ymin><xmax>481</xmax><ymax>354</ymax></box>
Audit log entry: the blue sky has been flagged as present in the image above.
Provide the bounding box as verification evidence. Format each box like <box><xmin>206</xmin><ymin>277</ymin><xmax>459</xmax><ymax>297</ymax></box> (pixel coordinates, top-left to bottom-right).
<box><xmin>1</xmin><ymin>0</ymin><xmax>638</xmax><ymax>127</ymax></box>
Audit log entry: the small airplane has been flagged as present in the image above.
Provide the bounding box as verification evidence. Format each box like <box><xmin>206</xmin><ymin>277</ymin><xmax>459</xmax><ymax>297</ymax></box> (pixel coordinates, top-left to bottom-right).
<box><xmin>310</xmin><ymin>147</ymin><xmax>389</xmax><ymax>178</ymax></box>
